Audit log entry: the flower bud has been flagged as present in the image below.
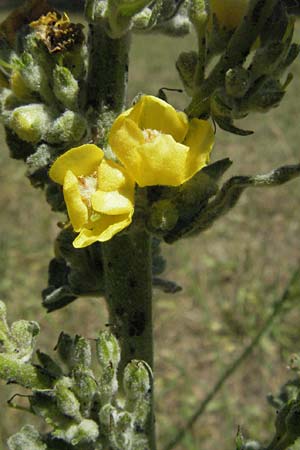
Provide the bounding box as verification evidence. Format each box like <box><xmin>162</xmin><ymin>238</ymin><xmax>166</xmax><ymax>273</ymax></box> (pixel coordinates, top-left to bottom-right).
<box><xmin>248</xmin><ymin>78</ymin><xmax>285</xmax><ymax>113</ymax></box>
<box><xmin>7</xmin><ymin>425</ymin><xmax>46</xmax><ymax>450</ymax></box>
<box><xmin>19</xmin><ymin>53</ymin><xmax>52</xmax><ymax>103</ymax></box>
<box><xmin>96</xmin><ymin>331</ymin><xmax>120</xmax><ymax>370</ymax></box>
<box><xmin>250</xmin><ymin>42</ymin><xmax>286</xmax><ymax>78</ymax></box>
<box><xmin>53</xmin><ymin>65</ymin><xmax>79</xmax><ymax>110</ymax></box>
<box><xmin>73</xmin><ymin>369</ymin><xmax>98</xmax><ymax>416</ymax></box>
<box><xmin>73</xmin><ymin>419</ymin><xmax>99</xmax><ymax>444</ymax></box>
<box><xmin>99</xmin><ymin>403</ymin><xmax>117</xmax><ymax>427</ymax></box>
<box><xmin>225</xmin><ymin>67</ymin><xmax>250</xmax><ymax>98</ymax></box>
<box><xmin>45</xmin><ymin>110</ymin><xmax>87</xmax><ymax>144</ymax></box>
<box><xmin>56</xmin><ymin>419</ymin><xmax>99</xmax><ymax>445</ymax></box>
<box><xmin>96</xmin><ymin>331</ymin><xmax>120</xmax><ymax>401</ymax></box>
<box><xmin>176</xmin><ymin>51</ymin><xmax>198</xmax><ymax>96</ymax></box>
<box><xmin>132</xmin><ymin>8</ymin><xmax>152</xmax><ymax>30</ymax></box>
<box><xmin>209</xmin><ymin>0</ymin><xmax>249</xmax><ymax>30</ymax></box>
<box><xmin>10</xmin><ymin>71</ymin><xmax>33</xmax><ymax>101</ymax></box>
<box><xmin>189</xmin><ymin>0</ymin><xmax>208</xmax><ymax>30</ymax></box>
<box><xmin>150</xmin><ymin>199</ymin><xmax>178</xmax><ymax>232</ymax></box>
<box><xmin>9</xmin><ymin>104</ymin><xmax>52</xmax><ymax>143</ymax></box>
<box><xmin>55</xmin><ymin>377</ymin><xmax>82</xmax><ymax>421</ymax></box>
<box><xmin>123</xmin><ymin>360</ymin><xmax>151</xmax><ymax>401</ymax></box>
<box><xmin>71</xmin><ymin>336</ymin><xmax>92</xmax><ymax>369</ymax></box>
<box><xmin>11</xmin><ymin>320</ymin><xmax>40</xmax><ymax>362</ymax></box>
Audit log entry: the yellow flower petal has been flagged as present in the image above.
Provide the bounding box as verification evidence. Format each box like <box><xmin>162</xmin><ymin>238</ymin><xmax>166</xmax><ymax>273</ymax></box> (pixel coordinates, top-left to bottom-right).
<box><xmin>63</xmin><ymin>170</ymin><xmax>88</xmax><ymax>232</ymax></box>
<box><xmin>183</xmin><ymin>119</ymin><xmax>215</xmax><ymax>180</ymax></box>
<box><xmin>49</xmin><ymin>144</ymin><xmax>104</xmax><ymax>185</ymax></box>
<box><xmin>209</xmin><ymin>0</ymin><xmax>249</xmax><ymax>29</ymax></box>
<box><xmin>92</xmin><ymin>191</ymin><xmax>133</xmax><ymax>215</ymax></box>
<box><xmin>119</xmin><ymin>134</ymin><xmax>189</xmax><ymax>187</ymax></box>
<box><xmin>73</xmin><ymin>213</ymin><xmax>132</xmax><ymax>248</ymax></box>
<box><xmin>128</xmin><ymin>95</ymin><xmax>189</xmax><ymax>142</ymax></box>
<box><xmin>109</xmin><ymin>116</ymin><xmax>145</xmax><ymax>157</ymax></box>
<box><xmin>97</xmin><ymin>158</ymin><xmax>133</xmax><ymax>191</ymax></box>
<box><xmin>92</xmin><ymin>159</ymin><xmax>135</xmax><ymax>215</ymax></box>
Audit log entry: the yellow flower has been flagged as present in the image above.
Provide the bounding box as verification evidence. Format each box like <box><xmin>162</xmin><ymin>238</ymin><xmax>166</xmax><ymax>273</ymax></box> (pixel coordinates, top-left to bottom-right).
<box><xmin>209</xmin><ymin>0</ymin><xmax>249</xmax><ymax>29</ymax></box>
<box><xmin>109</xmin><ymin>95</ymin><xmax>214</xmax><ymax>187</ymax></box>
<box><xmin>49</xmin><ymin>144</ymin><xmax>135</xmax><ymax>248</ymax></box>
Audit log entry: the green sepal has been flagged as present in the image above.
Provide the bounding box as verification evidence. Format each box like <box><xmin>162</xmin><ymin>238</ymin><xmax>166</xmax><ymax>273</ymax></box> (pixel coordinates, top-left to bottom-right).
<box><xmin>214</xmin><ymin>116</ymin><xmax>254</xmax><ymax>136</ymax></box>
<box><xmin>36</xmin><ymin>350</ymin><xmax>63</xmax><ymax>379</ymax></box>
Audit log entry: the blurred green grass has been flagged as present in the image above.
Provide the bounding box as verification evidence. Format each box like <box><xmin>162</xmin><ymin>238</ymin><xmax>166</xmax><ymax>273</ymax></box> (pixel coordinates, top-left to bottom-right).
<box><xmin>1</xmin><ymin>9</ymin><xmax>300</xmax><ymax>450</ymax></box>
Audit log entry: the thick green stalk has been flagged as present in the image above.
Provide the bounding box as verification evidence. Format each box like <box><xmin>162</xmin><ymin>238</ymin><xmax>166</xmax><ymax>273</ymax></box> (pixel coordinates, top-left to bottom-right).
<box><xmin>102</xmin><ymin>230</ymin><xmax>156</xmax><ymax>449</ymax></box>
<box><xmin>85</xmin><ymin>18</ymin><xmax>156</xmax><ymax>448</ymax></box>
<box><xmin>85</xmin><ymin>22</ymin><xmax>130</xmax><ymax>146</ymax></box>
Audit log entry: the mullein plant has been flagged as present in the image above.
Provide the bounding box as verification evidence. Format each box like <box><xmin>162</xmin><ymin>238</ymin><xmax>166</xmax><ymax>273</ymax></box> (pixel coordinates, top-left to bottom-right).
<box><xmin>0</xmin><ymin>0</ymin><xmax>300</xmax><ymax>448</ymax></box>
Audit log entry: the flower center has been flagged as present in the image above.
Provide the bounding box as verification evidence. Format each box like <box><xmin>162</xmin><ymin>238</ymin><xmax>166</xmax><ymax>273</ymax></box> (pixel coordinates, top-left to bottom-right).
<box><xmin>78</xmin><ymin>171</ymin><xmax>97</xmax><ymax>207</ymax></box>
<box><xmin>142</xmin><ymin>128</ymin><xmax>161</xmax><ymax>143</ymax></box>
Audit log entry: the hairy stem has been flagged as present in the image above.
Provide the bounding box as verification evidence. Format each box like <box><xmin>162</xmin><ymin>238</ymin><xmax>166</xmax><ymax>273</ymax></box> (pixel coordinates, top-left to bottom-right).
<box><xmin>86</xmin><ymin>22</ymin><xmax>130</xmax><ymax>146</ymax></box>
<box><xmin>102</xmin><ymin>230</ymin><xmax>156</xmax><ymax>449</ymax></box>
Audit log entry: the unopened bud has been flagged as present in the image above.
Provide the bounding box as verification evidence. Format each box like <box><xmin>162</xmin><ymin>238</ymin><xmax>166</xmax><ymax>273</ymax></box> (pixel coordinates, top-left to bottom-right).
<box><xmin>210</xmin><ymin>88</ymin><xmax>233</xmax><ymax>118</ymax></box>
<box><xmin>176</xmin><ymin>51</ymin><xmax>198</xmax><ymax>96</ymax></box>
<box><xmin>10</xmin><ymin>71</ymin><xmax>33</xmax><ymax>101</ymax></box>
<box><xmin>11</xmin><ymin>320</ymin><xmax>40</xmax><ymax>362</ymax></box>
<box><xmin>73</xmin><ymin>369</ymin><xmax>97</xmax><ymax>415</ymax></box>
<box><xmin>189</xmin><ymin>0</ymin><xmax>207</xmax><ymax>29</ymax></box>
<box><xmin>123</xmin><ymin>360</ymin><xmax>151</xmax><ymax>401</ymax></box>
<box><xmin>7</xmin><ymin>425</ymin><xmax>46</xmax><ymax>450</ymax></box>
<box><xmin>99</xmin><ymin>403</ymin><xmax>117</xmax><ymax>427</ymax></box>
<box><xmin>55</xmin><ymin>377</ymin><xmax>81</xmax><ymax>421</ymax></box>
<box><xmin>96</xmin><ymin>331</ymin><xmax>120</xmax><ymax>369</ymax></box>
<box><xmin>248</xmin><ymin>78</ymin><xmax>285</xmax><ymax>112</ymax></box>
<box><xmin>209</xmin><ymin>0</ymin><xmax>249</xmax><ymax>30</ymax></box>
<box><xmin>53</xmin><ymin>65</ymin><xmax>79</xmax><ymax>110</ymax></box>
<box><xmin>150</xmin><ymin>199</ymin><xmax>178</xmax><ymax>232</ymax></box>
<box><xmin>225</xmin><ymin>67</ymin><xmax>250</xmax><ymax>98</ymax></box>
<box><xmin>71</xmin><ymin>336</ymin><xmax>92</xmax><ymax>369</ymax></box>
<box><xmin>45</xmin><ymin>110</ymin><xmax>87</xmax><ymax>144</ymax></box>
<box><xmin>132</xmin><ymin>8</ymin><xmax>152</xmax><ymax>30</ymax></box>
<box><xmin>73</xmin><ymin>419</ymin><xmax>99</xmax><ymax>444</ymax></box>
<box><xmin>250</xmin><ymin>42</ymin><xmax>286</xmax><ymax>78</ymax></box>
<box><xmin>57</xmin><ymin>419</ymin><xmax>99</xmax><ymax>445</ymax></box>
<box><xmin>9</xmin><ymin>104</ymin><xmax>52</xmax><ymax>143</ymax></box>
<box><xmin>19</xmin><ymin>53</ymin><xmax>52</xmax><ymax>103</ymax></box>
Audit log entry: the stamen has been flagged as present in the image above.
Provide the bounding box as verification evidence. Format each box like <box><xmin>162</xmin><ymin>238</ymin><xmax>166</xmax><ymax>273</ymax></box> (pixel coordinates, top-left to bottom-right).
<box><xmin>142</xmin><ymin>128</ymin><xmax>161</xmax><ymax>143</ymax></box>
<box><xmin>78</xmin><ymin>171</ymin><xmax>97</xmax><ymax>207</ymax></box>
